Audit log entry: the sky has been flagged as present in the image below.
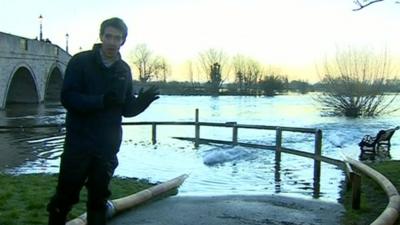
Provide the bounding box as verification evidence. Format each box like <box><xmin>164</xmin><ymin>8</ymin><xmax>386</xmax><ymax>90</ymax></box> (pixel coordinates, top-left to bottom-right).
<box><xmin>1</xmin><ymin>0</ymin><xmax>399</xmax><ymax>82</ymax></box>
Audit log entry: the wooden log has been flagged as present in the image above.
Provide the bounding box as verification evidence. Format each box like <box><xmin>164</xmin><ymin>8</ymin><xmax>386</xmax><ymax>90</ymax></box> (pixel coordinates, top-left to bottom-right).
<box><xmin>66</xmin><ymin>174</ymin><xmax>189</xmax><ymax>225</ymax></box>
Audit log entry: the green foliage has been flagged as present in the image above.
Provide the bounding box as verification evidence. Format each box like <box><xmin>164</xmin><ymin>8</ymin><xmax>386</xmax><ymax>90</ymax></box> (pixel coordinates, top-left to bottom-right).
<box><xmin>133</xmin><ymin>80</ymin><xmax>319</xmax><ymax>96</ymax></box>
<box><xmin>259</xmin><ymin>74</ymin><xmax>288</xmax><ymax>96</ymax></box>
<box><xmin>289</xmin><ymin>80</ymin><xmax>311</xmax><ymax>94</ymax></box>
<box><xmin>0</xmin><ymin>173</ymin><xmax>153</xmax><ymax>225</ymax></box>
<box><xmin>207</xmin><ymin>63</ymin><xmax>222</xmax><ymax>95</ymax></box>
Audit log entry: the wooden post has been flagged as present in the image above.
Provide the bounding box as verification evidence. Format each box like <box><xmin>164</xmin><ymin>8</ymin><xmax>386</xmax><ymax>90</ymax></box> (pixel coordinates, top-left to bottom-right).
<box><xmin>351</xmin><ymin>172</ymin><xmax>361</xmax><ymax>210</ymax></box>
<box><xmin>274</xmin><ymin>160</ymin><xmax>281</xmax><ymax>193</ymax></box>
<box><xmin>344</xmin><ymin>162</ymin><xmax>353</xmax><ymax>191</ymax></box>
<box><xmin>275</xmin><ymin>127</ymin><xmax>282</xmax><ymax>194</ymax></box>
<box><xmin>195</xmin><ymin>108</ymin><xmax>200</xmax><ymax>148</ymax></box>
<box><xmin>152</xmin><ymin>123</ymin><xmax>157</xmax><ymax>144</ymax></box>
<box><xmin>275</xmin><ymin>127</ymin><xmax>282</xmax><ymax>162</ymax></box>
<box><xmin>232</xmin><ymin>122</ymin><xmax>238</xmax><ymax>145</ymax></box>
<box><xmin>313</xmin><ymin>129</ymin><xmax>322</xmax><ymax>198</ymax></box>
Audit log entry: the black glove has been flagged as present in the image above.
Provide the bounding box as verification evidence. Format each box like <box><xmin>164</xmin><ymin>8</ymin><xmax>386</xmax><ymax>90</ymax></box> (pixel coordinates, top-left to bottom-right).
<box><xmin>136</xmin><ymin>86</ymin><xmax>160</xmax><ymax>108</ymax></box>
<box><xmin>103</xmin><ymin>91</ymin><xmax>123</xmax><ymax>108</ymax></box>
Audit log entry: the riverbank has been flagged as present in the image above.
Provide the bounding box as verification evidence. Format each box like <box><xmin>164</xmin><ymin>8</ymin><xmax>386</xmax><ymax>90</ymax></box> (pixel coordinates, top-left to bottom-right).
<box><xmin>1</xmin><ymin>160</ymin><xmax>400</xmax><ymax>225</ymax></box>
<box><xmin>0</xmin><ymin>173</ymin><xmax>345</xmax><ymax>225</ymax></box>
<box><xmin>340</xmin><ymin>160</ymin><xmax>400</xmax><ymax>225</ymax></box>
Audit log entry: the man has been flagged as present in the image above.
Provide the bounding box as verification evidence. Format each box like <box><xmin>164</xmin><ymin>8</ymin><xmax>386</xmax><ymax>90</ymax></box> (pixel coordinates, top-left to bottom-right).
<box><xmin>47</xmin><ymin>17</ymin><xmax>159</xmax><ymax>225</ymax></box>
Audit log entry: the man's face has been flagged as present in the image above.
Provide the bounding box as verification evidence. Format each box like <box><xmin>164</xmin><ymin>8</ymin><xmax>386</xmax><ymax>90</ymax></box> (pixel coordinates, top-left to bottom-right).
<box><xmin>100</xmin><ymin>26</ymin><xmax>124</xmax><ymax>59</ymax></box>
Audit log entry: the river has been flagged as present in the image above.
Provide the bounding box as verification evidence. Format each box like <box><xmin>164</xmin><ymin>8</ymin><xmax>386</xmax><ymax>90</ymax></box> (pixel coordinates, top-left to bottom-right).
<box><xmin>0</xmin><ymin>94</ymin><xmax>399</xmax><ymax>202</ymax></box>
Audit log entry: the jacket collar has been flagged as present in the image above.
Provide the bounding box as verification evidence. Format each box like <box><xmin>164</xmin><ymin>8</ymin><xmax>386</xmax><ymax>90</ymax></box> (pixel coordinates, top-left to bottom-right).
<box><xmin>92</xmin><ymin>43</ymin><xmax>121</xmax><ymax>69</ymax></box>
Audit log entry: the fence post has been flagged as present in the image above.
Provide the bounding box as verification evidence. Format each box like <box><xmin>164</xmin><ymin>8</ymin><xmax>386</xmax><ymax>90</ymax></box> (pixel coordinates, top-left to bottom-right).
<box><xmin>274</xmin><ymin>160</ymin><xmax>281</xmax><ymax>193</ymax></box>
<box><xmin>275</xmin><ymin>127</ymin><xmax>282</xmax><ymax>193</ymax></box>
<box><xmin>313</xmin><ymin>129</ymin><xmax>322</xmax><ymax>198</ymax></box>
<box><xmin>275</xmin><ymin>127</ymin><xmax>282</xmax><ymax>162</ymax></box>
<box><xmin>232</xmin><ymin>122</ymin><xmax>238</xmax><ymax>145</ymax></box>
<box><xmin>351</xmin><ymin>172</ymin><xmax>361</xmax><ymax>210</ymax></box>
<box><xmin>195</xmin><ymin>108</ymin><xmax>200</xmax><ymax>148</ymax></box>
<box><xmin>152</xmin><ymin>123</ymin><xmax>157</xmax><ymax>144</ymax></box>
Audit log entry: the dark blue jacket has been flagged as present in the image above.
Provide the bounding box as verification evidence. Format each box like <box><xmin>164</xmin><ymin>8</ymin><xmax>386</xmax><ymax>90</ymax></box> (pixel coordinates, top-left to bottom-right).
<box><xmin>61</xmin><ymin>44</ymin><xmax>141</xmax><ymax>156</ymax></box>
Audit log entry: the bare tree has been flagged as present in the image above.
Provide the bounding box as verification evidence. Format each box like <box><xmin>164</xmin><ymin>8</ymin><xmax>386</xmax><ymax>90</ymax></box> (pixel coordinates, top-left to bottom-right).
<box><xmin>186</xmin><ymin>60</ymin><xmax>200</xmax><ymax>90</ymax></box>
<box><xmin>151</xmin><ymin>56</ymin><xmax>170</xmax><ymax>82</ymax></box>
<box><xmin>232</xmin><ymin>55</ymin><xmax>262</xmax><ymax>94</ymax></box>
<box><xmin>198</xmin><ymin>48</ymin><xmax>229</xmax><ymax>95</ymax></box>
<box><xmin>187</xmin><ymin>60</ymin><xmax>194</xmax><ymax>84</ymax></box>
<box><xmin>232</xmin><ymin>54</ymin><xmax>246</xmax><ymax>93</ymax></box>
<box><xmin>353</xmin><ymin>0</ymin><xmax>399</xmax><ymax>11</ymax></box>
<box><xmin>316</xmin><ymin>47</ymin><xmax>398</xmax><ymax>117</ymax></box>
<box><xmin>130</xmin><ymin>44</ymin><xmax>170</xmax><ymax>82</ymax></box>
<box><xmin>130</xmin><ymin>43</ymin><xmax>152</xmax><ymax>82</ymax></box>
<box><xmin>244</xmin><ymin>59</ymin><xmax>262</xmax><ymax>94</ymax></box>
<box><xmin>160</xmin><ymin>57</ymin><xmax>170</xmax><ymax>82</ymax></box>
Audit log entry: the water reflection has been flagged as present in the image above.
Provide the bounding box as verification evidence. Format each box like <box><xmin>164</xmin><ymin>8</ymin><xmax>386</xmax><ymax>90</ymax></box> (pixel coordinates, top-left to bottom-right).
<box><xmin>209</xmin><ymin>96</ymin><xmax>220</xmax><ymax>118</ymax></box>
<box><xmin>0</xmin><ymin>103</ymin><xmax>65</xmax><ymax>170</ymax></box>
<box><xmin>274</xmin><ymin>151</ymin><xmax>321</xmax><ymax>198</ymax></box>
<box><xmin>0</xmin><ymin>103</ymin><xmax>65</xmax><ymax>126</ymax></box>
<box><xmin>1</xmin><ymin>95</ymin><xmax>399</xmax><ymax>201</ymax></box>
<box><xmin>274</xmin><ymin>159</ymin><xmax>281</xmax><ymax>193</ymax></box>
<box><xmin>359</xmin><ymin>151</ymin><xmax>391</xmax><ymax>161</ymax></box>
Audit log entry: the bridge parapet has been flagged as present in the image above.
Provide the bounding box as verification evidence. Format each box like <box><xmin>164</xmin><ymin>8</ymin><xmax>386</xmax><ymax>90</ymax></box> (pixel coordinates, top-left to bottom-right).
<box><xmin>0</xmin><ymin>32</ymin><xmax>71</xmax><ymax>109</ymax></box>
<box><xmin>1</xmin><ymin>32</ymin><xmax>70</xmax><ymax>63</ymax></box>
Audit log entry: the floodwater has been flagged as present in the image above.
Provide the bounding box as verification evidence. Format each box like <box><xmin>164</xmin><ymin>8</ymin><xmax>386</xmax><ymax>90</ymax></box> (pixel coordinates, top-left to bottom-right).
<box><xmin>1</xmin><ymin>94</ymin><xmax>399</xmax><ymax>202</ymax></box>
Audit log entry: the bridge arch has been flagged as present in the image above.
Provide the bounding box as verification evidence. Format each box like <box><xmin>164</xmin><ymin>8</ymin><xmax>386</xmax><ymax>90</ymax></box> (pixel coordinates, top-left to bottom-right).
<box><xmin>0</xmin><ymin>32</ymin><xmax>71</xmax><ymax>110</ymax></box>
<box><xmin>44</xmin><ymin>63</ymin><xmax>64</xmax><ymax>103</ymax></box>
<box><xmin>5</xmin><ymin>63</ymin><xmax>39</xmax><ymax>107</ymax></box>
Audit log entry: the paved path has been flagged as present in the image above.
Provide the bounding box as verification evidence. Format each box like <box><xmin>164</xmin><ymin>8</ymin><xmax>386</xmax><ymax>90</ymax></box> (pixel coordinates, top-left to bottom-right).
<box><xmin>108</xmin><ymin>195</ymin><xmax>344</xmax><ymax>225</ymax></box>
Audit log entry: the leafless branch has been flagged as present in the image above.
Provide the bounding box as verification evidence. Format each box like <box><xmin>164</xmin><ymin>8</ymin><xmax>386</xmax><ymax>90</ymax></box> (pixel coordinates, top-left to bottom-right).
<box><xmin>316</xmin><ymin>47</ymin><xmax>397</xmax><ymax>117</ymax></box>
<box><xmin>353</xmin><ymin>0</ymin><xmax>385</xmax><ymax>11</ymax></box>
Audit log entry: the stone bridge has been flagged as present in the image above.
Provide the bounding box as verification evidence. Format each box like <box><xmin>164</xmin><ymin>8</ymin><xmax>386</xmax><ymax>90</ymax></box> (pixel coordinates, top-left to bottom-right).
<box><xmin>0</xmin><ymin>32</ymin><xmax>71</xmax><ymax>109</ymax></box>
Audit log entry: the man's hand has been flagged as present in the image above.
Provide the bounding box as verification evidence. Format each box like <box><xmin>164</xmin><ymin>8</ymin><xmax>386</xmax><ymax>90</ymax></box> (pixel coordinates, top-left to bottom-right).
<box><xmin>122</xmin><ymin>86</ymin><xmax>160</xmax><ymax>117</ymax></box>
<box><xmin>137</xmin><ymin>86</ymin><xmax>160</xmax><ymax>107</ymax></box>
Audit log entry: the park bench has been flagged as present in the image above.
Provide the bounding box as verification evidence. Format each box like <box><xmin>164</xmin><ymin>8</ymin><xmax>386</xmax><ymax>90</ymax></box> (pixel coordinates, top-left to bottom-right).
<box><xmin>359</xmin><ymin>126</ymin><xmax>399</xmax><ymax>154</ymax></box>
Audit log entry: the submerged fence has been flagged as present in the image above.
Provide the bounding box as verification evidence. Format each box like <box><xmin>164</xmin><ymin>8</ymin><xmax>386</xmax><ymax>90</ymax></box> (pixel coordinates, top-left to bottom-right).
<box><xmin>0</xmin><ymin>108</ymin><xmax>353</xmax><ymax>196</ymax></box>
<box><xmin>1</xmin><ymin>108</ymin><xmax>399</xmax><ymax>224</ymax></box>
<box><xmin>122</xmin><ymin>108</ymin><xmax>343</xmax><ymax>198</ymax></box>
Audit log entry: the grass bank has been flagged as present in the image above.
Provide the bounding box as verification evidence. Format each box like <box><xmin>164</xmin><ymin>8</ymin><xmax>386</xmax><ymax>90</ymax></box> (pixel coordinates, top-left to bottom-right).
<box><xmin>0</xmin><ymin>173</ymin><xmax>155</xmax><ymax>225</ymax></box>
<box><xmin>340</xmin><ymin>160</ymin><xmax>400</xmax><ymax>225</ymax></box>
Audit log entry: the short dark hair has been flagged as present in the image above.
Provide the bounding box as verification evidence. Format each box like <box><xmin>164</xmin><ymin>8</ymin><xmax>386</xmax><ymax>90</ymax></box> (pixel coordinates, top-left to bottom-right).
<box><xmin>100</xmin><ymin>17</ymin><xmax>128</xmax><ymax>45</ymax></box>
